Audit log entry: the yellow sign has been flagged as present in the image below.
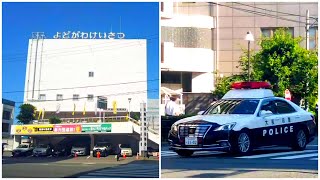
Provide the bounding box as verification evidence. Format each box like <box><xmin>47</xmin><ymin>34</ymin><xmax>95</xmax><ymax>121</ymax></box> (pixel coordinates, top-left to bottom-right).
<box><xmin>113</xmin><ymin>101</ymin><xmax>117</xmax><ymax>114</ymax></box>
<box><xmin>14</xmin><ymin>124</ymin><xmax>54</xmax><ymax>135</ymax></box>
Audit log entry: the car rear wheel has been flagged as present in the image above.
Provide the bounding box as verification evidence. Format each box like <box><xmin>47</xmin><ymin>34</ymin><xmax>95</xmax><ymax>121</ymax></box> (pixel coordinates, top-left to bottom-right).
<box><xmin>176</xmin><ymin>150</ymin><xmax>194</xmax><ymax>157</ymax></box>
<box><xmin>291</xmin><ymin>129</ymin><xmax>307</xmax><ymax>151</ymax></box>
<box><xmin>230</xmin><ymin>130</ymin><xmax>253</xmax><ymax>155</ymax></box>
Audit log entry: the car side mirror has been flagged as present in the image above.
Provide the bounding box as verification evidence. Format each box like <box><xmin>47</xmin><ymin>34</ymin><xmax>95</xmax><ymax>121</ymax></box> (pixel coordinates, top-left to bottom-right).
<box><xmin>197</xmin><ymin>111</ymin><xmax>204</xmax><ymax>115</ymax></box>
<box><xmin>259</xmin><ymin>110</ymin><xmax>273</xmax><ymax>117</ymax></box>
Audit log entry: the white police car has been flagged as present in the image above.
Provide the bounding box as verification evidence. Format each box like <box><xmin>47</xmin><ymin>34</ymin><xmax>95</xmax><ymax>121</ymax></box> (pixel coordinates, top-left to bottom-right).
<box><xmin>168</xmin><ymin>82</ymin><xmax>316</xmax><ymax>157</ymax></box>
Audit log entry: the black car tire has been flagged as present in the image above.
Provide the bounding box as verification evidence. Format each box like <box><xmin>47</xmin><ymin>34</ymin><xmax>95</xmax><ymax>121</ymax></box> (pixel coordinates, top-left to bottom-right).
<box><xmin>291</xmin><ymin>128</ymin><xmax>307</xmax><ymax>151</ymax></box>
<box><xmin>230</xmin><ymin>130</ymin><xmax>253</xmax><ymax>156</ymax></box>
<box><xmin>176</xmin><ymin>150</ymin><xmax>194</xmax><ymax>157</ymax></box>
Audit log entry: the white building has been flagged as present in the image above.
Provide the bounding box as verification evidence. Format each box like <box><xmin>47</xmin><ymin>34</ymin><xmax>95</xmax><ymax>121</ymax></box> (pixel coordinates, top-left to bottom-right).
<box><xmin>161</xmin><ymin>2</ymin><xmax>215</xmax><ymax>94</ymax></box>
<box><xmin>24</xmin><ymin>37</ymin><xmax>147</xmax><ymax>116</ymax></box>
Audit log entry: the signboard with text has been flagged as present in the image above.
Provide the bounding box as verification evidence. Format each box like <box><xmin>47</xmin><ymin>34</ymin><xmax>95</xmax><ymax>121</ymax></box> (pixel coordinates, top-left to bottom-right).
<box><xmin>81</xmin><ymin>124</ymin><xmax>112</xmax><ymax>133</ymax></box>
<box><xmin>53</xmin><ymin>124</ymin><xmax>82</xmax><ymax>133</ymax></box>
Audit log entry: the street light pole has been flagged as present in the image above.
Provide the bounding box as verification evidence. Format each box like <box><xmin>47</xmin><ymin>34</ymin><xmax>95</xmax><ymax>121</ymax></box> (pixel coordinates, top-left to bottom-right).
<box><xmin>245</xmin><ymin>31</ymin><xmax>254</xmax><ymax>82</ymax></box>
<box><xmin>128</xmin><ymin>98</ymin><xmax>132</xmax><ymax>119</ymax></box>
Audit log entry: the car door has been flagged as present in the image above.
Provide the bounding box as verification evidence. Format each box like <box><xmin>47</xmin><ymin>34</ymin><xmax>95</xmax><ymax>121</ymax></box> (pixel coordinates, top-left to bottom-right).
<box><xmin>273</xmin><ymin>99</ymin><xmax>298</xmax><ymax>144</ymax></box>
<box><xmin>256</xmin><ymin>99</ymin><xmax>280</xmax><ymax>146</ymax></box>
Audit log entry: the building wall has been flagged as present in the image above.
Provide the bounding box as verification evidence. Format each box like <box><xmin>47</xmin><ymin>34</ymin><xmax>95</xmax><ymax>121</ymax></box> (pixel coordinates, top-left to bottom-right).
<box><xmin>2</xmin><ymin>99</ymin><xmax>15</xmax><ymax>150</ymax></box>
<box><xmin>24</xmin><ymin>39</ymin><xmax>147</xmax><ymax>113</ymax></box>
<box><xmin>161</xmin><ymin>2</ymin><xmax>216</xmax><ymax>93</ymax></box>
<box><xmin>215</xmin><ymin>2</ymin><xmax>318</xmax><ymax>77</ymax></box>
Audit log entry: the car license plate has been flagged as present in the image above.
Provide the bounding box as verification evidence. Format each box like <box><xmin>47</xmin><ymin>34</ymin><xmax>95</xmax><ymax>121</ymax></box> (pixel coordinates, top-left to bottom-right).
<box><xmin>185</xmin><ymin>137</ymin><xmax>197</xmax><ymax>145</ymax></box>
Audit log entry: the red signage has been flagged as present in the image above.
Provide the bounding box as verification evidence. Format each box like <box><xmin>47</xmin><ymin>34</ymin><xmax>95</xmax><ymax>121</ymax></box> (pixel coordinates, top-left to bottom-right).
<box><xmin>285</xmin><ymin>89</ymin><xmax>291</xmax><ymax>101</ymax></box>
<box><xmin>53</xmin><ymin>124</ymin><xmax>82</xmax><ymax>133</ymax></box>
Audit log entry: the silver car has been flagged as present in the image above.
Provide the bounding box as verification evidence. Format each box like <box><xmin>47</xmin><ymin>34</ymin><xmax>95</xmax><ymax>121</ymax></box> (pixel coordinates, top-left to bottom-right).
<box><xmin>33</xmin><ymin>144</ymin><xmax>52</xmax><ymax>156</ymax></box>
<box><xmin>120</xmin><ymin>144</ymin><xmax>132</xmax><ymax>157</ymax></box>
<box><xmin>71</xmin><ymin>146</ymin><xmax>88</xmax><ymax>156</ymax></box>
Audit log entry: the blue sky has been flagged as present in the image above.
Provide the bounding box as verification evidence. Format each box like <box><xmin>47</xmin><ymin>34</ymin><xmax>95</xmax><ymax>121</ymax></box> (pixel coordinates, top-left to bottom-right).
<box><xmin>2</xmin><ymin>2</ymin><xmax>159</xmax><ymax>122</ymax></box>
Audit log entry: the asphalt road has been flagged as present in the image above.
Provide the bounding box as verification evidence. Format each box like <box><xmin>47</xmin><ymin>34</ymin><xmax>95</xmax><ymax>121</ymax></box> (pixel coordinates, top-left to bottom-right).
<box><xmin>2</xmin><ymin>154</ymin><xmax>159</xmax><ymax>178</ymax></box>
<box><xmin>161</xmin><ymin>138</ymin><xmax>318</xmax><ymax>178</ymax></box>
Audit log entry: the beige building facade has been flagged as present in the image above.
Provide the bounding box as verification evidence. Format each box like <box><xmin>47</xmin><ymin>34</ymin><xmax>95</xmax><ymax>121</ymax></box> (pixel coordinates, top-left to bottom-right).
<box><xmin>161</xmin><ymin>2</ymin><xmax>318</xmax><ymax>93</ymax></box>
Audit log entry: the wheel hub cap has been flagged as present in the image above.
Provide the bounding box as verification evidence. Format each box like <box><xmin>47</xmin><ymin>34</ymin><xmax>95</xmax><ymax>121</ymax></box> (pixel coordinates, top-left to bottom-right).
<box><xmin>297</xmin><ymin>130</ymin><xmax>306</xmax><ymax>147</ymax></box>
<box><xmin>238</xmin><ymin>133</ymin><xmax>250</xmax><ymax>152</ymax></box>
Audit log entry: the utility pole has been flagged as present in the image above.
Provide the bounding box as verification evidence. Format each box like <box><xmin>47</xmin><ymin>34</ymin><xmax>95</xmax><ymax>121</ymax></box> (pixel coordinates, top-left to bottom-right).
<box><xmin>305</xmin><ymin>10</ymin><xmax>310</xmax><ymax>111</ymax></box>
<box><xmin>306</xmin><ymin>10</ymin><xmax>310</xmax><ymax>50</ymax></box>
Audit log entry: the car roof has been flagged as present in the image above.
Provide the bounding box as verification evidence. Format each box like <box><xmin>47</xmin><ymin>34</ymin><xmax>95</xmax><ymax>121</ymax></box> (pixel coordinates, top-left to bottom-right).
<box><xmin>222</xmin><ymin>89</ymin><xmax>274</xmax><ymax>100</ymax></box>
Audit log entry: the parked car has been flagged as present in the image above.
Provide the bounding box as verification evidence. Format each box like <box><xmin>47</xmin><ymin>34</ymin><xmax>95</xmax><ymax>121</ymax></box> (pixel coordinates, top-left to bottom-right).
<box><xmin>71</xmin><ymin>145</ymin><xmax>89</xmax><ymax>156</ymax></box>
<box><xmin>93</xmin><ymin>142</ymin><xmax>113</xmax><ymax>157</ymax></box>
<box><xmin>12</xmin><ymin>144</ymin><xmax>34</xmax><ymax>157</ymax></box>
<box><xmin>33</xmin><ymin>144</ymin><xmax>53</xmax><ymax>157</ymax></box>
<box><xmin>53</xmin><ymin>145</ymin><xmax>72</xmax><ymax>157</ymax></box>
<box><xmin>120</xmin><ymin>144</ymin><xmax>132</xmax><ymax>157</ymax></box>
<box><xmin>147</xmin><ymin>147</ymin><xmax>159</xmax><ymax>158</ymax></box>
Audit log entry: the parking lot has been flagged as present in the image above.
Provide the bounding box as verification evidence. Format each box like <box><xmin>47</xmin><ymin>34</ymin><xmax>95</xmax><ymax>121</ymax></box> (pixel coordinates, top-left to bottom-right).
<box><xmin>2</xmin><ymin>151</ymin><xmax>159</xmax><ymax>178</ymax></box>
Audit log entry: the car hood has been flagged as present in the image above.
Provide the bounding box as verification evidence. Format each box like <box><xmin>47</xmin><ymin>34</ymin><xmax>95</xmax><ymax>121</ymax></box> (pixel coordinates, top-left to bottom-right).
<box><xmin>72</xmin><ymin>147</ymin><xmax>86</xmax><ymax>151</ymax></box>
<box><xmin>34</xmin><ymin>148</ymin><xmax>47</xmax><ymax>151</ymax></box>
<box><xmin>121</xmin><ymin>148</ymin><xmax>132</xmax><ymax>151</ymax></box>
<box><xmin>173</xmin><ymin>114</ymin><xmax>254</xmax><ymax>126</ymax></box>
<box><xmin>13</xmin><ymin>148</ymin><xmax>30</xmax><ymax>152</ymax></box>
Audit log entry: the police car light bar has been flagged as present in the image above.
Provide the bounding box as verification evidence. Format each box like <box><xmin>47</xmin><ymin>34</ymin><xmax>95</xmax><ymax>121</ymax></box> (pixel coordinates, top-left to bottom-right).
<box><xmin>231</xmin><ymin>81</ymin><xmax>271</xmax><ymax>89</ymax></box>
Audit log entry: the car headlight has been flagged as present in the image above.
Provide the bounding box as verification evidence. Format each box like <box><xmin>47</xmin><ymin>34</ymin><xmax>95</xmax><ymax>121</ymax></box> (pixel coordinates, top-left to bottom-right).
<box><xmin>214</xmin><ymin>123</ymin><xmax>236</xmax><ymax>131</ymax></box>
<box><xmin>171</xmin><ymin>124</ymin><xmax>178</xmax><ymax>132</ymax></box>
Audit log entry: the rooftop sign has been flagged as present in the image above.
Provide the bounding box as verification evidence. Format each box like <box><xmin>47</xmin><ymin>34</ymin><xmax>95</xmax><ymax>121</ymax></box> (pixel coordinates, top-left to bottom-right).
<box><xmin>53</xmin><ymin>31</ymin><xmax>125</xmax><ymax>39</ymax></box>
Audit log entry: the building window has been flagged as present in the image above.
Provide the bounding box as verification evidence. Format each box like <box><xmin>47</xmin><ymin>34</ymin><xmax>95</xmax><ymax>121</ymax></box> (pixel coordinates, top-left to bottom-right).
<box><xmin>89</xmin><ymin>71</ymin><xmax>94</xmax><ymax>77</ymax></box>
<box><xmin>56</xmin><ymin>94</ymin><xmax>63</xmax><ymax>101</ymax></box>
<box><xmin>2</xmin><ymin>110</ymin><xmax>11</xmax><ymax>120</ymax></box>
<box><xmin>87</xmin><ymin>94</ymin><xmax>94</xmax><ymax>101</ymax></box>
<box><xmin>39</xmin><ymin>94</ymin><xmax>46</xmax><ymax>101</ymax></box>
<box><xmin>309</xmin><ymin>27</ymin><xmax>318</xmax><ymax>49</ymax></box>
<box><xmin>162</xmin><ymin>27</ymin><xmax>213</xmax><ymax>49</ymax></box>
<box><xmin>73</xmin><ymin>94</ymin><xmax>79</xmax><ymax>101</ymax></box>
<box><xmin>261</xmin><ymin>27</ymin><xmax>294</xmax><ymax>38</ymax></box>
<box><xmin>2</xmin><ymin>123</ymin><xmax>9</xmax><ymax>133</ymax></box>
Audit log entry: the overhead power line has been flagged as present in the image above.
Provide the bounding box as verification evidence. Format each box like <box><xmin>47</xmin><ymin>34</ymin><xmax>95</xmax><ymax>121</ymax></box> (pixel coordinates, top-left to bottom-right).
<box><xmin>14</xmin><ymin>89</ymin><xmax>159</xmax><ymax>105</ymax></box>
<box><xmin>3</xmin><ymin>79</ymin><xmax>159</xmax><ymax>94</ymax></box>
<box><xmin>3</xmin><ymin>33</ymin><xmax>159</xmax><ymax>59</ymax></box>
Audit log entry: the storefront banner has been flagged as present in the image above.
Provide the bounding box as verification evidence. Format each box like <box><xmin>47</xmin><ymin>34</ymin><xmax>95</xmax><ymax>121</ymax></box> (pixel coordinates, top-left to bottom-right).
<box><xmin>81</xmin><ymin>124</ymin><xmax>112</xmax><ymax>133</ymax></box>
<box><xmin>53</xmin><ymin>124</ymin><xmax>82</xmax><ymax>133</ymax></box>
<box><xmin>13</xmin><ymin>124</ymin><xmax>54</xmax><ymax>135</ymax></box>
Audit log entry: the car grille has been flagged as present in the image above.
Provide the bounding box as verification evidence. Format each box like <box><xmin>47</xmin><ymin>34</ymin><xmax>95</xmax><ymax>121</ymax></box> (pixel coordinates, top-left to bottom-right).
<box><xmin>178</xmin><ymin>125</ymin><xmax>211</xmax><ymax>138</ymax></box>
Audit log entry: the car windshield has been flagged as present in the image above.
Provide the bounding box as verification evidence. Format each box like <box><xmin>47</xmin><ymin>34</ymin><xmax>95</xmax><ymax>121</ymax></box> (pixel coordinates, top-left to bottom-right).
<box><xmin>203</xmin><ymin>99</ymin><xmax>259</xmax><ymax>115</ymax></box>
<box><xmin>36</xmin><ymin>144</ymin><xmax>47</xmax><ymax>148</ymax></box>
<box><xmin>121</xmin><ymin>144</ymin><xmax>130</xmax><ymax>148</ymax></box>
<box><xmin>72</xmin><ymin>145</ymin><xmax>84</xmax><ymax>148</ymax></box>
<box><xmin>96</xmin><ymin>143</ymin><xmax>110</xmax><ymax>147</ymax></box>
<box><xmin>17</xmin><ymin>144</ymin><xmax>29</xmax><ymax>148</ymax></box>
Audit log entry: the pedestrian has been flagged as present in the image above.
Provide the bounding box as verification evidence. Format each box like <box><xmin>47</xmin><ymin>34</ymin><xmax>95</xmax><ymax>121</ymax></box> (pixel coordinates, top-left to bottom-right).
<box><xmin>165</xmin><ymin>95</ymin><xmax>181</xmax><ymax>116</ymax></box>
<box><xmin>115</xmin><ymin>144</ymin><xmax>122</xmax><ymax>161</ymax></box>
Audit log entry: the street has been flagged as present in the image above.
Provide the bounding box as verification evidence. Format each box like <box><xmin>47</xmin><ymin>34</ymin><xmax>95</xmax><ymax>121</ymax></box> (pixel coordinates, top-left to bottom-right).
<box><xmin>161</xmin><ymin>138</ymin><xmax>318</xmax><ymax>178</ymax></box>
<box><xmin>2</xmin><ymin>153</ymin><xmax>159</xmax><ymax>178</ymax></box>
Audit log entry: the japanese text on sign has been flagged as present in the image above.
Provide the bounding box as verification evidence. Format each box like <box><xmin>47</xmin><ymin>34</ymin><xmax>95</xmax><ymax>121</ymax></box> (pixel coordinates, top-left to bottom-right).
<box><xmin>53</xmin><ymin>31</ymin><xmax>125</xmax><ymax>39</ymax></box>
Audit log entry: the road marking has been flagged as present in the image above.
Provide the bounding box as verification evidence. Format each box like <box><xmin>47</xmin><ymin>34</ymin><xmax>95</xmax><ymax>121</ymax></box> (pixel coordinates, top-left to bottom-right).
<box><xmin>83</xmin><ymin>163</ymin><xmax>96</xmax><ymax>165</ymax></box>
<box><xmin>309</xmin><ymin>158</ymin><xmax>318</xmax><ymax>160</ymax></box>
<box><xmin>271</xmin><ymin>153</ymin><xmax>318</xmax><ymax>160</ymax></box>
<box><xmin>162</xmin><ymin>151</ymin><xmax>225</xmax><ymax>157</ymax></box>
<box><xmin>236</xmin><ymin>150</ymin><xmax>317</xmax><ymax>159</ymax></box>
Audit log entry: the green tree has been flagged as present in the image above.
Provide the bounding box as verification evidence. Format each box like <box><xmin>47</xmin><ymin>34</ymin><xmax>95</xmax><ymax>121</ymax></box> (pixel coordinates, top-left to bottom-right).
<box><xmin>253</xmin><ymin>28</ymin><xmax>318</xmax><ymax>107</ymax></box>
<box><xmin>49</xmin><ymin>116</ymin><xmax>62</xmax><ymax>124</ymax></box>
<box><xmin>16</xmin><ymin>104</ymin><xmax>36</xmax><ymax>124</ymax></box>
<box><xmin>212</xmin><ymin>74</ymin><xmax>247</xmax><ymax>99</ymax></box>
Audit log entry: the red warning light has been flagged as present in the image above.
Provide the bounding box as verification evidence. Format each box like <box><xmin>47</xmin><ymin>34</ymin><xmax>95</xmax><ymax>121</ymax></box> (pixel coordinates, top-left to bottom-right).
<box><xmin>231</xmin><ymin>81</ymin><xmax>271</xmax><ymax>89</ymax></box>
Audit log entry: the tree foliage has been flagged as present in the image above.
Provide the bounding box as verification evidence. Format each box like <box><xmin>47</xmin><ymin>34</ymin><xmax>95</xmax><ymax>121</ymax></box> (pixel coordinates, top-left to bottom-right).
<box><xmin>213</xmin><ymin>28</ymin><xmax>318</xmax><ymax>111</ymax></box>
<box><xmin>16</xmin><ymin>104</ymin><xmax>36</xmax><ymax>124</ymax></box>
<box><xmin>49</xmin><ymin>116</ymin><xmax>62</xmax><ymax>124</ymax></box>
<box><xmin>253</xmin><ymin>28</ymin><xmax>318</xmax><ymax>107</ymax></box>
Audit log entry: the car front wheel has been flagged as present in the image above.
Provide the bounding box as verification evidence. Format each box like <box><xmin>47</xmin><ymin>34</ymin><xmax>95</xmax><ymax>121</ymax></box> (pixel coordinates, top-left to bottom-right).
<box><xmin>291</xmin><ymin>129</ymin><xmax>307</xmax><ymax>151</ymax></box>
<box><xmin>176</xmin><ymin>150</ymin><xmax>194</xmax><ymax>157</ymax></box>
<box><xmin>230</xmin><ymin>130</ymin><xmax>253</xmax><ymax>155</ymax></box>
